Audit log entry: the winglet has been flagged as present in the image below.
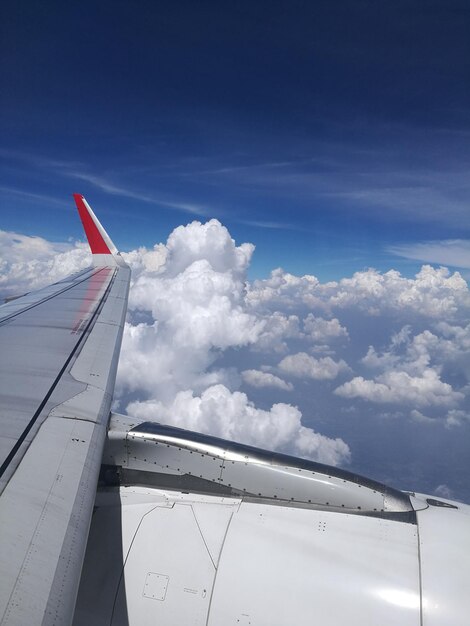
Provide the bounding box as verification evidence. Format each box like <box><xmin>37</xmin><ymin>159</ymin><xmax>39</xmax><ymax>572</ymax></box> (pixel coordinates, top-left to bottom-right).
<box><xmin>74</xmin><ymin>194</ymin><xmax>125</xmax><ymax>266</ymax></box>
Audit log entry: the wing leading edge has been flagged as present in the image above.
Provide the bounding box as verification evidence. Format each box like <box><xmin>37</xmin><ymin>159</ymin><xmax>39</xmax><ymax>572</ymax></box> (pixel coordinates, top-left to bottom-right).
<box><xmin>0</xmin><ymin>197</ymin><xmax>130</xmax><ymax>626</ymax></box>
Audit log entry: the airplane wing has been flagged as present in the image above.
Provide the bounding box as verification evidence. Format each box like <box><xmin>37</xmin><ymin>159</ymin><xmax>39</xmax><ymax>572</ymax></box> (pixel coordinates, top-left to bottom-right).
<box><xmin>0</xmin><ymin>195</ymin><xmax>130</xmax><ymax>626</ymax></box>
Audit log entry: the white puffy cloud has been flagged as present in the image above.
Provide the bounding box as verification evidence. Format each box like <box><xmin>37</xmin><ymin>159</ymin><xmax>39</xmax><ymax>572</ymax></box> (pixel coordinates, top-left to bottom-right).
<box><xmin>123</xmin><ymin>243</ymin><xmax>168</xmax><ymax>274</ymax></box>
<box><xmin>252</xmin><ymin>312</ymin><xmax>302</xmax><ymax>353</ymax></box>
<box><xmin>436</xmin><ymin>321</ymin><xmax>470</xmax><ymax>345</ymax></box>
<box><xmin>127</xmin><ymin>384</ymin><xmax>349</xmax><ymax>465</ymax></box>
<box><xmin>334</xmin><ymin>265</ymin><xmax>469</xmax><ymax>317</ymax></box>
<box><xmin>249</xmin><ymin>265</ymin><xmax>470</xmax><ymax>318</ymax></box>
<box><xmin>335</xmin><ymin>369</ymin><xmax>463</xmax><ymax>408</ymax></box>
<box><xmin>0</xmin><ymin>230</ymin><xmax>89</xmax><ymax>296</ymax></box>
<box><xmin>163</xmin><ymin>219</ymin><xmax>254</xmax><ymax>277</ymax></box>
<box><xmin>242</xmin><ymin>369</ymin><xmax>293</xmax><ymax>391</ymax></box>
<box><xmin>117</xmin><ymin>220</ymin><xmax>265</xmax><ymax>405</ymax></box>
<box><xmin>410</xmin><ymin>409</ymin><xmax>435</xmax><ymax>424</ymax></box>
<box><xmin>247</xmin><ymin>268</ymin><xmax>323</xmax><ymax>311</ymax></box>
<box><xmin>445</xmin><ymin>409</ymin><xmax>470</xmax><ymax>428</ymax></box>
<box><xmin>354</xmin><ymin>321</ymin><xmax>470</xmax><ymax>416</ymax></box>
<box><xmin>411</xmin><ymin>408</ymin><xmax>470</xmax><ymax>427</ymax></box>
<box><xmin>113</xmin><ymin>218</ymin><xmax>351</xmax><ymax>464</ymax></box>
<box><xmin>279</xmin><ymin>352</ymin><xmax>349</xmax><ymax>380</ymax></box>
<box><xmin>303</xmin><ymin>313</ymin><xmax>349</xmax><ymax>342</ymax></box>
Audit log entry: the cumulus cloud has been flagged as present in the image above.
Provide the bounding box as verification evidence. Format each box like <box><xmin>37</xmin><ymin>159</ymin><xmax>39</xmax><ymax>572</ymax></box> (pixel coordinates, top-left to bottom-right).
<box><xmin>303</xmin><ymin>313</ymin><xmax>349</xmax><ymax>342</ymax></box>
<box><xmin>445</xmin><ymin>409</ymin><xmax>470</xmax><ymax>428</ymax></box>
<box><xmin>113</xmin><ymin>218</ymin><xmax>351</xmax><ymax>465</ymax></box>
<box><xmin>279</xmin><ymin>352</ymin><xmax>349</xmax><ymax>380</ymax></box>
<box><xmin>353</xmin><ymin>322</ymin><xmax>470</xmax><ymax>415</ymax></box>
<box><xmin>0</xmin><ymin>230</ymin><xmax>89</xmax><ymax>296</ymax></box>
<box><xmin>127</xmin><ymin>384</ymin><xmax>349</xmax><ymax>465</ymax></box>
<box><xmin>410</xmin><ymin>409</ymin><xmax>435</xmax><ymax>424</ymax></box>
<box><xmin>117</xmin><ymin>219</ymin><xmax>265</xmax><ymax>405</ymax></box>
<box><xmin>252</xmin><ymin>312</ymin><xmax>302</xmax><ymax>353</ymax></box>
<box><xmin>335</xmin><ymin>370</ymin><xmax>463</xmax><ymax>408</ymax></box>
<box><xmin>248</xmin><ymin>265</ymin><xmax>470</xmax><ymax>317</ymax></box>
<box><xmin>242</xmin><ymin>369</ymin><xmax>293</xmax><ymax>391</ymax></box>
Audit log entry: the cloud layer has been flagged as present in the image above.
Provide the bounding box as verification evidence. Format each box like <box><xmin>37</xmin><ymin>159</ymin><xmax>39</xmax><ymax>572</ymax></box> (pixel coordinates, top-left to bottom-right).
<box><xmin>0</xmin><ymin>231</ymin><xmax>89</xmax><ymax>295</ymax></box>
<box><xmin>1</xmin><ymin>222</ymin><xmax>469</xmax><ymax>497</ymax></box>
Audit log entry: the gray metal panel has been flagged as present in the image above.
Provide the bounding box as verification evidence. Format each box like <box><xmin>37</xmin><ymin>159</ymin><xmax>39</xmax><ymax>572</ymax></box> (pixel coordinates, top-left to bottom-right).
<box><xmin>130</xmin><ymin>421</ymin><xmax>411</xmax><ymax>509</ymax></box>
<box><xmin>417</xmin><ymin>503</ymin><xmax>470</xmax><ymax>625</ymax></box>
<box><xmin>74</xmin><ymin>486</ymin><xmax>421</xmax><ymax>626</ymax></box>
<box><xmin>104</xmin><ymin>415</ymin><xmax>412</xmax><ymax>515</ymax></box>
<box><xmin>0</xmin><ymin>418</ymin><xmax>107</xmax><ymax>625</ymax></box>
<box><xmin>0</xmin><ymin>267</ymin><xmax>115</xmax><ymax>487</ymax></box>
<box><xmin>0</xmin><ymin>268</ymin><xmax>95</xmax><ymax>321</ymax></box>
<box><xmin>0</xmin><ymin>262</ymin><xmax>130</xmax><ymax>626</ymax></box>
<box><xmin>74</xmin><ymin>488</ymin><xmax>239</xmax><ymax>626</ymax></box>
<box><xmin>207</xmin><ymin>499</ymin><xmax>420</xmax><ymax>626</ymax></box>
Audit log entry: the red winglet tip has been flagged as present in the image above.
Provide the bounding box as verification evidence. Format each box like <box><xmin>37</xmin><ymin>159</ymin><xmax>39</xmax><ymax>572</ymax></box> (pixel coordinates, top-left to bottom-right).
<box><xmin>73</xmin><ymin>194</ymin><xmax>112</xmax><ymax>255</ymax></box>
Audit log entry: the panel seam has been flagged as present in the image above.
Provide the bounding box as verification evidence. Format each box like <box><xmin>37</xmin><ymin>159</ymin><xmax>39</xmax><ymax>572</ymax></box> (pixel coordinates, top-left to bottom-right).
<box><xmin>0</xmin><ymin>268</ymin><xmax>100</xmax><ymax>326</ymax></box>
<box><xmin>205</xmin><ymin>508</ymin><xmax>237</xmax><ymax>626</ymax></box>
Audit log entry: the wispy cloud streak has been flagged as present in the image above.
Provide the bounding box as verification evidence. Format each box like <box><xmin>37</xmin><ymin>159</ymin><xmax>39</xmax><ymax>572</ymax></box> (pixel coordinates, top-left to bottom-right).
<box><xmin>0</xmin><ymin>186</ymin><xmax>70</xmax><ymax>209</ymax></box>
<box><xmin>61</xmin><ymin>171</ymin><xmax>214</xmax><ymax>217</ymax></box>
<box><xmin>0</xmin><ymin>149</ymin><xmax>213</xmax><ymax>217</ymax></box>
<box><xmin>389</xmin><ymin>240</ymin><xmax>470</xmax><ymax>269</ymax></box>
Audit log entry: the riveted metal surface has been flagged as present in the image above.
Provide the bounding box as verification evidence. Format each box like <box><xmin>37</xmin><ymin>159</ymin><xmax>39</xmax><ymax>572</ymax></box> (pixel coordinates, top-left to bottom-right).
<box><xmin>128</xmin><ymin>421</ymin><xmax>412</xmax><ymax>511</ymax></box>
<box><xmin>104</xmin><ymin>415</ymin><xmax>412</xmax><ymax>516</ymax></box>
<box><xmin>126</xmin><ymin>435</ymin><xmax>224</xmax><ymax>482</ymax></box>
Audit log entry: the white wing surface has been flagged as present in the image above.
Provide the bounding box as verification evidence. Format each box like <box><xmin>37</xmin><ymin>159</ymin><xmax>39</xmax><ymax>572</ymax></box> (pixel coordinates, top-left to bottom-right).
<box><xmin>0</xmin><ymin>196</ymin><xmax>130</xmax><ymax>626</ymax></box>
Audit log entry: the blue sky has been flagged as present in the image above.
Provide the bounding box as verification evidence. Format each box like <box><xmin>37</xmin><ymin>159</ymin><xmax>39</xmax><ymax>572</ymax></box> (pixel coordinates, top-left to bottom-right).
<box><xmin>2</xmin><ymin>0</ymin><xmax>470</xmax><ymax>280</ymax></box>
